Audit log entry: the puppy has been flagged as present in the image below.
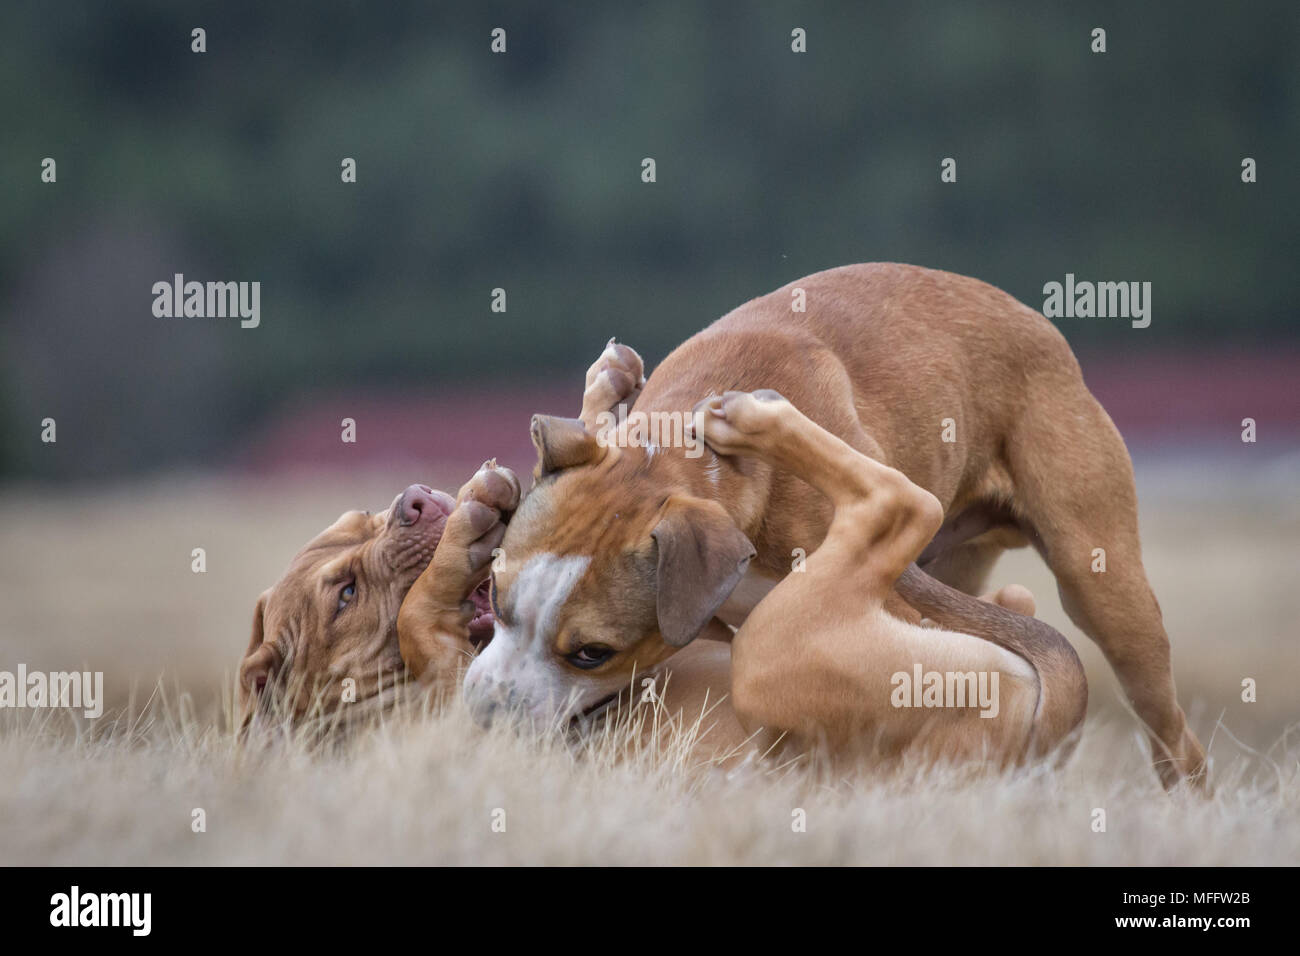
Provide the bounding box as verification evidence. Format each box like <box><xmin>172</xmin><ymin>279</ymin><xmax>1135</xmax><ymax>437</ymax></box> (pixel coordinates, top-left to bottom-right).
<box><xmin>459</xmin><ymin>263</ymin><xmax>1206</xmax><ymax>787</ymax></box>
<box><xmin>239</xmin><ymin>473</ymin><xmax>513</xmax><ymax>722</ymax></box>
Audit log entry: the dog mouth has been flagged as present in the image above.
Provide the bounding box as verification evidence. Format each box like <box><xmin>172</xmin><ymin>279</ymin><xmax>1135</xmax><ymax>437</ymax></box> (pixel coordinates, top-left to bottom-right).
<box><xmin>468</xmin><ymin>580</ymin><xmax>494</xmax><ymax>644</ymax></box>
<box><xmin>570</xmin><ymin>670</ymin><xmax>669</xmax><ymax>731</ymax></box>
<box><xmin>575</xmin><ymin>692</ymin><xmax>620</xmax><ymax>724</ymax></box>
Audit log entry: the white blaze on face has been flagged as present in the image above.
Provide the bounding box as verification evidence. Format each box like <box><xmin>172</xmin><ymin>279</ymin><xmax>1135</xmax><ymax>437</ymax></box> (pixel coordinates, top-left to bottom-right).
<box><xmin>463</xmin><ymin>553</ymin><xmax>607</xmax><ymax>725</ymax></box>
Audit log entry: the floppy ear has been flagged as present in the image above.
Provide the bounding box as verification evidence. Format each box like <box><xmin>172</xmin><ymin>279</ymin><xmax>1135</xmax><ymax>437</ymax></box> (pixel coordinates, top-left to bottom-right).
<box><xmin>530</xmin><ymin>414</ymin><xmax>605</xmax><ymax>476</ymax></box>
<box><xmin>239</xmin><ymin>591</ymin><xmax>280</xmax><ymax>698</ymax></box>
<box><xmin>243</xmin><ymin>591</ymin><xmax>269</xmax><ymax>657</ymax></box>
<box><xmin>651</xmin><ymin>498</ymin><xmax>755</xmax><ymax>647</ymax></box>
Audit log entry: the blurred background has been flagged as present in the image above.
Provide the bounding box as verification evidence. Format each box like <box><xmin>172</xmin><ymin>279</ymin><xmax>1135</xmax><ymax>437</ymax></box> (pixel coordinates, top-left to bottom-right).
<box><xmin>0</xmin><ymin>2</ymin><xmax>1296</xmax><ymax>746</ymax></box>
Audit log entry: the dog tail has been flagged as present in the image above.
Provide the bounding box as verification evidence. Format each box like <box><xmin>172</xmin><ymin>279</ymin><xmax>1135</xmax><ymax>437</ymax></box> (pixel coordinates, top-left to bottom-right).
<box><xmin>894</xmin><ymin>563</ymin><xmax>1087</xmax><ymax>762</ymax></box>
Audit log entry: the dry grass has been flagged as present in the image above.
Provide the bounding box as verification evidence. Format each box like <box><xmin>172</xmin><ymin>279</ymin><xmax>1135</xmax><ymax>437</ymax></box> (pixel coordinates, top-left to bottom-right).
<box><xmin>1</xmin><ymin>458</ymin><xmax>1297</xmax><ymax>865</ymax></box>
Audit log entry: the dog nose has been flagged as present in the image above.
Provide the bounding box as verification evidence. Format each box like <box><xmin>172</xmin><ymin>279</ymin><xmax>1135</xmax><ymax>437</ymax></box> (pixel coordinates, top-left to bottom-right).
<box><xmin>396</xmin><ymin>484</ymin><xmax>454</xmax><ymax>526</ymax></box>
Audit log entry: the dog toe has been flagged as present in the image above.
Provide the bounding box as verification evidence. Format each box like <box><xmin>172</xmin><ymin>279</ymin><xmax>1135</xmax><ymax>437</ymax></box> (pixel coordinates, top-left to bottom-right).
<box><xmin>465</xmin><ymin>521</ymin><xmax>507</xmax><ymax>569</ymax></box>
<box><xmin>456</xmin><ymin>499</ymin><xmax>501</xmax><ymax>540</ymax></box>
<box><xmin>593</xmin><ymin>338</ymin><xmax>645</xmax><ymax>386</ymax></box>
<box><xmin>459</xmin><ymin>462</ymin><xmax>521</xmax><ymax>513</ymax></box>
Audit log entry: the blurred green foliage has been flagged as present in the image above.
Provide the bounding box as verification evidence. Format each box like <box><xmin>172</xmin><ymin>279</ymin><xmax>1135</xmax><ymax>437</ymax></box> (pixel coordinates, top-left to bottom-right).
<box><xmin>1</xmin><ymin>1</ymin><xmax>1296</xmax><ymax>477</ymax></box>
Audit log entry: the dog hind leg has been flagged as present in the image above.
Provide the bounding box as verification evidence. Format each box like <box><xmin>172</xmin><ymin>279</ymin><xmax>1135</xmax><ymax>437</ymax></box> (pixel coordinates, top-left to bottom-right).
<box><xmin>1006</xmin><ymin>382</ymin><xmax>1207</xmax><ymax>789</ymax></box>
<box><xmin>701</xmin><ymin>390</ymin><xmax>1048</xmax><ymax>766</ymax></box>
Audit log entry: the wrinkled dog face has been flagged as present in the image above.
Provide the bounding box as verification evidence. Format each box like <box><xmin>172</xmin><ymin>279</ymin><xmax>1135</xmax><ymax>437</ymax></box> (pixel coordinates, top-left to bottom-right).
<box><xmin>240</xmin><ymin>484</ymin><xmax>456</xmax><ymax>719</ymax></box>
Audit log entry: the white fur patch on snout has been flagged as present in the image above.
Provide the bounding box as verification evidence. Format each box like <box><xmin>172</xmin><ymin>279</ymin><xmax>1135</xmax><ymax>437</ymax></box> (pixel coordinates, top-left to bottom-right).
<box><xmin>463</xmin><ymin>553</ymin><xmax>600</xmax><ymax>724</ymax></box>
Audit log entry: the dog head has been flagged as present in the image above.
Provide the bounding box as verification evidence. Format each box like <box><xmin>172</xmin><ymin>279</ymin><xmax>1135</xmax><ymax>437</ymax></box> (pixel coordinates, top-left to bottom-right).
<box><xmin>240</xmin><ymin>483</ymin><xmax>482</xmax><ymax>721</ymax></box>
<box><xmin>463</xmin><ymin>415</ymin><xmax>754</xmax><ymax>727</ymax></box>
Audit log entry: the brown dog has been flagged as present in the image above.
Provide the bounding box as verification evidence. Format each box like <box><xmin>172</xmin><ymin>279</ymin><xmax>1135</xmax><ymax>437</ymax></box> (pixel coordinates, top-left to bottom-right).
<box><xmin>239</xmin><ymin>472</ymin><xmax>516</xmax><ymax>721</ymax></box>
<box><xmin>453</xmin><ymin>263</ymin><xmax>1206</xmax><ymax>787</ymax></box>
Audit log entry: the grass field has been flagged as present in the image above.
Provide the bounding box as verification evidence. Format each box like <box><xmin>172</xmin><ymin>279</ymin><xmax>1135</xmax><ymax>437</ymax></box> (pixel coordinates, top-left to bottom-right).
<box><xmin>1</xmin><ymin>456</ymin><xmax>1297</xmax><ymax>865</ymax></box>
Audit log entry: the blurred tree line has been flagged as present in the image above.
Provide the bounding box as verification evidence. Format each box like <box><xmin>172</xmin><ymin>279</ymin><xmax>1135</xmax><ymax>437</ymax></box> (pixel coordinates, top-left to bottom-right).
<box><xmin>2</xmin><ymin>0</ymin><xmax>1296</xmax><ymax>477</ymax></box>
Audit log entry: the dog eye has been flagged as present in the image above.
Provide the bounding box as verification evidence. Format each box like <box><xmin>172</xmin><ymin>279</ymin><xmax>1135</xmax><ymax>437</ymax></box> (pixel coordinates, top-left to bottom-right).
<box><xmin>337</xmin><ymin>582</ymin><xmax>356</xmax><ymax>613</ymax></box>
<box><xmin>568</xmin><ymin>644</ymin><xmax>614</xmax><ymax>669</ymax></box>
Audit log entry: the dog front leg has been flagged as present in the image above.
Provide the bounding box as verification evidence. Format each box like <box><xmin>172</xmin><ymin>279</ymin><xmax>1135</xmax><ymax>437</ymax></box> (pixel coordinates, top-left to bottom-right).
<box><xmin>397</xmin><ymin>462</ymin><xmax>520</xmax><ymax>690</ymax></box>
<box><xmin>578</xmin><ymin>338</ymin><xmax>645</xmax><ymax>431</ymax></box>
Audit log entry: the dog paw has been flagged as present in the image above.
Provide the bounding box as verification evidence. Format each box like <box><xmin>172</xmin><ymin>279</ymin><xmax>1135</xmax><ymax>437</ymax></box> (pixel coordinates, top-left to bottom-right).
<box><xmin>448</xmin><ymin>461</ymin><xmax>520</xmax><ymax>569</ymax></box>
<box><xmin>692</xmin><ymin>389</ymin><xmax>793</xmax><ymax>456</ymax></box>
<box><xmin>581</xmin><ymin>338</ymin><xmax>645</xmax><ymax>425</ymax></box>
<box><xmin>981</xmin><ymin>583</ymin><xmax>1037</xmax><ymax>618</ymax></box>
<box><xmin>456</xmin><ymin>459</ymin><xmax>521</xmax><ymax>515</ymax></box>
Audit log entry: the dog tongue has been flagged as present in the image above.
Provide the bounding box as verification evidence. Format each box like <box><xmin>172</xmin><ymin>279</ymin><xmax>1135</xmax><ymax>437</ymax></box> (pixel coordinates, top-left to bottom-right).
<box><xmin>468</xmin><ymin>581</ymin><xmax>494</xmax><ymax>637</ymax></box>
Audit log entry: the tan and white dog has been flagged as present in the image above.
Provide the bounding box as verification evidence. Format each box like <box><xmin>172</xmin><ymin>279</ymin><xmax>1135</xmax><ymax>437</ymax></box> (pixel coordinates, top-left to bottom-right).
<box><xmin>443</xmin><ymin>263</ymin><xmax>1206</xmax><ymax>787</ymax></box>
<box><xmin>402</xmin><ymin>399</ymin><xmax>1087</xmax><ymax>772</ymax></box>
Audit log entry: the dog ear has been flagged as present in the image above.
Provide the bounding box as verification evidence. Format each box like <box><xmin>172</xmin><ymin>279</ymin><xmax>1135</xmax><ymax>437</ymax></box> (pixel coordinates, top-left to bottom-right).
<box><xmin>239</xmin><ymin>591</ymin><xmax>281</xmax><ymax>700</ymax></box>
<box><xmin>651</xmin><ymin>497</ymin><xmax>755</xmax><ymax>647</ymax></box>
<box><xmin>530</xmin><ymin>414</ymin><xmax>605</xmax><ymax>475</ymax></box>
<box><xmin>243</xmin><ymin>591</ymin><xmax>269</xmax><ymax>657</ymax></box>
